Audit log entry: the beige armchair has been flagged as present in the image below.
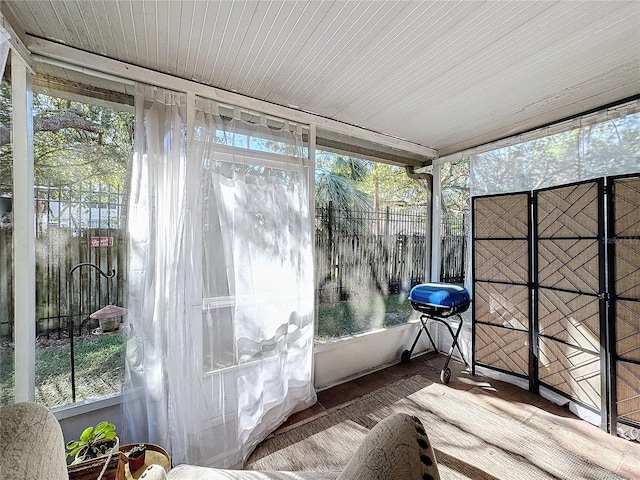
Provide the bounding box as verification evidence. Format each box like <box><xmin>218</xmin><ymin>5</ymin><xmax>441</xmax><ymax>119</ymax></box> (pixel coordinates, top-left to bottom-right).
<box><xmin>0</xmin><ymin>402</ymin><xmax>440</xmax><ymax>480</ymax></box>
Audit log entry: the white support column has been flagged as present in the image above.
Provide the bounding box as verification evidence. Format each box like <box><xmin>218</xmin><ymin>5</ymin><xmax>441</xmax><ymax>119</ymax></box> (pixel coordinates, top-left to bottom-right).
<box><xmin>308</xmin><ymin>123</ymin><xmax>316</xmax><ymax>216</ymax></box>
<box><xmin>12</xmin><ymin>50</ymin><xmax>35</xmax><ymax>402</ymax></box>
<box><xmin>430</xmin><ymin>162</ymin><xmax>442</xmax><ymax>283</ymax></box>
<box><xmin>308</xmin><ymin>123</ymin><xmax>316</xmax><ymax>380</ymax></box>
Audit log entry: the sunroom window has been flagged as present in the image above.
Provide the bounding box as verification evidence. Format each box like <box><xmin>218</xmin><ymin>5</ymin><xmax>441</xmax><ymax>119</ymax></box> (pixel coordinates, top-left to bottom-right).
<box><xmin>314</xmin><ymin>150</ymin><xmax>432</xmax><ymax>342</ymax></box>
<box><xmin>30</xmin><ymin>69</ymin><xmax>133</xmax><ymax>407</ymax></box>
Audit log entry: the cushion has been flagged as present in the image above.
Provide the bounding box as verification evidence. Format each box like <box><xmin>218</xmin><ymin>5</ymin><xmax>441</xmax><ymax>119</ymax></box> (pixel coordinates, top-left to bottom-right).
<box><xmin>0</xmin><ymin>402</ymin><xmax>69</xmax><ymax>480</ymax></box>
<box><xmin>167</xmin><ymin>465</ymin><xmax>339</xmax><ymax>479</ymax></box>
<box><xmin>337</xmin><ymin>413</ymin><xmax>440</xmax><ymax>480</ymax></box>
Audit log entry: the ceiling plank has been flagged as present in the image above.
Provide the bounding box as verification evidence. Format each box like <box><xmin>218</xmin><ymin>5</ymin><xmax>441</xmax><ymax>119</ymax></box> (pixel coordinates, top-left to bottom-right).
<box><xmin>5</xmin><ymin>0</ymin><xmax>639</xmax><ymax>156</ymax></box>
<box><xmin>28</xmin><ymin>35</ymin><xmax>438</xmax><ymax>159</ymax></box>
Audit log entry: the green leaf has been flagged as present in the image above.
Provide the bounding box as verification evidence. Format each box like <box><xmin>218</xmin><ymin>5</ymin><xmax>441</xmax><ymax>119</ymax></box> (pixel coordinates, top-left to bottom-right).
<box><xmin>64</xmin><ymin>421</ymin><xmax>117</xmax><ymax>459</ymax></box>
<box><xmin>66</xmin><ymin>441</ymin><xmax>83</xmax><ymax>458</ymax></box>
<box><xmin>93</xmin><ymin>421</ymin><xmax>116</xmax><ymax>440</ymax></box>
<box><xmin>79</xmin><ymin>426</ymin><xmax>94</xmax><ymax>443</ymax></box>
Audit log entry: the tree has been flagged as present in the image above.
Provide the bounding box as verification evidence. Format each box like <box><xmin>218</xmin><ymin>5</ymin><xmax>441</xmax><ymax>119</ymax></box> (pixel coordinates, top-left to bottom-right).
<box><xmin>30</xmin><ymin>94</ymin><xmax>133</xmax><ymax>187</ymax></box>
<box><xmin>356</xmin><ymin>160</ymin><xmax>471</xmax><ymax>215</ymax></box>
<box><xmin>315</xmin><ymin>152</ymin><xmax>372</xmax><ymax>234</ymax></box>
<box><xmin>470</xmin><ymin>113</ymin><xmax>640</xmax><ymax>196</ymax></box>
<box><xmin>0</xmin><ymin>85</ymin><xmax>134</xmax><ymax>190</ymax></box>
<box><xmin>361</xmin><ymin>163</ymin><xmax>431</xmax><ymax>210</ymax></box>
<box><xmin>440</xmin><ymin>159</ymin><xmax>470</xmax><ymax>214</ymax></box>
<box><xmin>315</xmin><ymin>153</ymin><xmax>370</xmax><ymax>208</ymax></box>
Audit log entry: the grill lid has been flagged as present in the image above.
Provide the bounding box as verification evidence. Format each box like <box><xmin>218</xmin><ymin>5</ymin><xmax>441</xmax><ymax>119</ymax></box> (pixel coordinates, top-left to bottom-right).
<box><xmin>408</xmin><ymin>283</ymin><xmax>470</xmax><ymax>308</ymax></box>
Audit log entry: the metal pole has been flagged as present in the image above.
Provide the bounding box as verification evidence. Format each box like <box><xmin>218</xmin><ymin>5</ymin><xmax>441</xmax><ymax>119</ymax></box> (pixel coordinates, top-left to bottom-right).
<box><xmin>66</xmin><ymin>272</ymin><xmax>76</xmax><ymax>403</ymax></box>
<box><xmin>67</xmin><ymin>262</ymin><xmax>116</xmax><ymax>403</ymax></box>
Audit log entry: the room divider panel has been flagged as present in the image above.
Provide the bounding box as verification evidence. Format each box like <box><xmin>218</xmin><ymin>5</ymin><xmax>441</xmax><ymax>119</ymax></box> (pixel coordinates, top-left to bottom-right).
<box><xmin>473</xmin><ymin>175</ymin><xmax>640</xmax><ymax>435</ymax></box>
<box><xmin>472</xmin><ymin>192</ymin><xmax>533</xmax><ymax>388</ymax></box>
<box><xmin>534</xmin><ymin>179</ymin><xmax>607</xmax><ymax>419</ymax></box>
<box><xmin>608</xmin><ymin>174</ymin><xmax>640</xmax><ymax>430</ymax></box>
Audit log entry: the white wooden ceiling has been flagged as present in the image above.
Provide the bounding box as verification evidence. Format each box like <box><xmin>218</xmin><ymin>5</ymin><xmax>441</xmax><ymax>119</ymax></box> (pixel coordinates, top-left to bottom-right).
<box><xmin>4</xmin><ymin>0</ymin><xmax>640</xmax><ymax>157</ymax></box>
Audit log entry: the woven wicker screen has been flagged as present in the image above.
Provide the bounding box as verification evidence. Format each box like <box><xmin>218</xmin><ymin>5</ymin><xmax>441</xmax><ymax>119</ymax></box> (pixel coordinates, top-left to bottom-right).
<box><xmin>538</xmin><ymin>337</ymin><xmax>601</xmax><ymax>410</ymax></box>
<box><xmin>535</xmin><ymin>180</ymin><xmax>604</xmax><ymax>414</ymax></box>
<box><xmin>473</xmin><ymin>193</ymin><xmax>530</xmax><ymax>377</ymax></box>
<box><xmin>610</xmin><ymin>175</ymin><xmax>640</xmax><ymax>426</ymax></box>
<box><xmin>475</xmin><ymin>323</ymin><xmax>528</xmax><ymax>375</ymax></box>
<box><xmin>472</xmin><ymin>175</ymin><xmax>640</xmax><ymax>432</ymax></box>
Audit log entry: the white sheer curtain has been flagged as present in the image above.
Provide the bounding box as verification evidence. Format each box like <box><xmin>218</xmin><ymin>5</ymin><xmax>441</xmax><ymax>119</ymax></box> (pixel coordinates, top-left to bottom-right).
<box><xmin>196</xmin><ymin>98</ymin><xmax>315</xmax><ymax>463</ymax></box>
<box><xmin>124</xmin><ymin>86</ymin><xmax>315</xmax><ymax>468</ymax></box>
<box><xmin>124</xmin><ymin>85</ymin><xmax>206</xmax><ymax>463</ymax></box>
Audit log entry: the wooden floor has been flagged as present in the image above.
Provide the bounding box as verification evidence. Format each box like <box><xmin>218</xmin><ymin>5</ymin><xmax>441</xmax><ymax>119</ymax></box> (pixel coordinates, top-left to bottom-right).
<box><xmin>271</xmin><ymin>352</ymin><xmax>640</xmax><ymax>478</ymax></box>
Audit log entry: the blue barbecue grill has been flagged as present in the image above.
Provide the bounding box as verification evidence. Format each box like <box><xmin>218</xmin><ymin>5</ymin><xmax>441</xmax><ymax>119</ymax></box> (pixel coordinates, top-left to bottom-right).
<box><xmin>401</xmin><ymin>283</ymin><xmax>470</xmax><ymax>384</ymax></box>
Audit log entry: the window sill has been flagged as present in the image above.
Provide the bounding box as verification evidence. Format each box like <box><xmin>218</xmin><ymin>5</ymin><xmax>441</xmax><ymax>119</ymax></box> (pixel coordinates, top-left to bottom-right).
<box><xmin>52</xmin><ymin>392</ymin><xmax>122</xmax><ymax>421</ymax></box>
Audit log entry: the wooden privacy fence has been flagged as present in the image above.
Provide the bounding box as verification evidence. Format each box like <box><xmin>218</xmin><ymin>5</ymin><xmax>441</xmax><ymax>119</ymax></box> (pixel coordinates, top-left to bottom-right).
<box><xmin>1</xmin><ymin>188</ymin><xmax>467</xmax><ymax>337</ymax></box>
<box><xmin>34</xmin><ymin>227</ymin><xmax>127</xmax><ymax>338</ymax></box>
<box><xmin>0</xmin><ymin>183</ymin><xmax>127</xmax><ymax>338</ymax></box>
<box><xmin>0</xmin><ymin>226</ymin><xmax>13</xmax><ymax>336</ymax></box>
<box><xmin>315</xmin><ymin>203</ymin><xmax>431</xmax><ymax>302</ymax></box>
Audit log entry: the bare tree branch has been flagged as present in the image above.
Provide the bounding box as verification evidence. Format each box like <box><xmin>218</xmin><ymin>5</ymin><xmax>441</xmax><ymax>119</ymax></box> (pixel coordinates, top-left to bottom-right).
<box><xmin>34</xmin><ymin>109</ymin><xmax>100</xmax><ymax>135</ymax></box>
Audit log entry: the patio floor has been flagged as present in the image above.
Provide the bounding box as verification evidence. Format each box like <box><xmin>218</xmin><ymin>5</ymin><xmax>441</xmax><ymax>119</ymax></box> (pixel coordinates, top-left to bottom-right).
<box><xmin>247</xmin><ymin>352</ymin><xmax>640</xmax><ymax>479</ymax></box>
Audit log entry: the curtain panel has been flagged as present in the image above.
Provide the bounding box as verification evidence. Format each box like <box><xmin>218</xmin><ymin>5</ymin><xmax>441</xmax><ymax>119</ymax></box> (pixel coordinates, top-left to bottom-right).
<box><xmin>124</xmin><ymin>87</ymin><xmax>315</xmax><ymax>467</ymax></box>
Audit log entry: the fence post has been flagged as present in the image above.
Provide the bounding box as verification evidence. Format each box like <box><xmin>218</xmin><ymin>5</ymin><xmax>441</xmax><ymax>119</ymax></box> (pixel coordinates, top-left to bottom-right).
<box><xmin>328</xmin><ymin>201</ymin><xmax>337</xmax><ymax>299</ymax></box>
<box><xmin>385</xmin><ymin>206</ymin><xmax>390</xmax><ymax>236</ymax></box>
<box><xmin>461</xmin><ymin>213</ymin><xmax>467</xmax><ymax>284</ymax></box>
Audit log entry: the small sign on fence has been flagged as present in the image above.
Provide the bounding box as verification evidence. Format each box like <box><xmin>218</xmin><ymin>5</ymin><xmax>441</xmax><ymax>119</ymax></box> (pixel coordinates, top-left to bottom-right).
<box><xmin>89</xmin><ymin>236</ymin><xmax>114</xmax><ymax>248</ymax></box>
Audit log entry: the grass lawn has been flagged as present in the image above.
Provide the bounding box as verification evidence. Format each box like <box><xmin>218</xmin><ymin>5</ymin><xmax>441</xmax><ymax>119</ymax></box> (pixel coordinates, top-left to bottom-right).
<box><xmin>1</xmin><ymin>295</ymin><xmax>415</xmax><ymax>405</ymax></box>
<box><xmin>316</xmin><ymin>293</ymin><xmax>418</xmax><ymax>343</ymax></box>
<box><xmin>0</xmin><ymin>332</ymin><xmax>125</xmax><ymax>407</ymax></box>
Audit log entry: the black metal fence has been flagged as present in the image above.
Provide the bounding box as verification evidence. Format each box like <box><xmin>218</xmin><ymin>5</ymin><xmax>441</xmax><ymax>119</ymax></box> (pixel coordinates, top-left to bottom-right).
<box><xmin>440</xmin><ymin>212</ymin><xmax>468</xmax><ymax>284</ymax></box>
<box><xmin>1</xmin><ymin>188</ymin><xmax>468</xmax><ymax>337</ymax></box>
<box><xmin>314</xmin><ymin>205</ymin><xmax>468</xmax><ymax>302</ymax></box>
<box><xmin>315</xmin><ymin>203</ymin><xmax>431</xmax><ymax>302</ymax></box>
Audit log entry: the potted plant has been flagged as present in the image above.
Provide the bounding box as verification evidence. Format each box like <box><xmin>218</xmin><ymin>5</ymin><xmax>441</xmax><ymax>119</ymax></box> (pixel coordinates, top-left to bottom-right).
<box><xmin>127</xmin><ymin>444</ymin><xmax>146</xmax><ymax>472</ymax></box>
<box><xmin>66</xmin><ymin>421</ymin><xmax>119</xmax><ymax>464</ymax></box>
